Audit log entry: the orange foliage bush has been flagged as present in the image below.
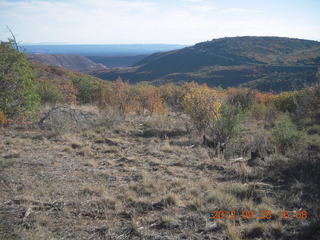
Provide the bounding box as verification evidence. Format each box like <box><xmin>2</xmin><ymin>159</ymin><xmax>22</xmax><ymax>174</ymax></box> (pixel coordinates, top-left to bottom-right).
<box><xmin>255</xmin><ymin>91</ymin><xmax>274</xmax><ymax>104</ymax></box>
<box><xmin>225</xmin><ymin>87</ymin><xmax>256</xmax><ymax>110</ymax></box>
<box><xmin>60</xmin><ymin>83</ymin><xmax>79</xmax><ymax>104</ymax></box>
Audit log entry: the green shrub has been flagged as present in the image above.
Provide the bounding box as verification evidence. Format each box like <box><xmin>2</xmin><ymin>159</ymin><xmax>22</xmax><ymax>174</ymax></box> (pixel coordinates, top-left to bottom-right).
<box><xmin>209</xmin><ymin>103</ymin><xmax>244</xmax><ymax>145</ymax></box>
<box><xmin>0</xmin><ymin>40</ymin><xmax>40</xmax><ymax>119</ymax></box>
<box><xmin>72</xmin><ymin>77</ymin><xmax>100</xmax><ymax>104</ymax></box>
<box><xmin>272</xmin><ymin>114</ymin><xmax>305</xmax><ymax>154</ymax></box>
<box><xmin>271</xmin><ymin>91</ymin><xmax>302</xmax><ymax>113</ymax></box>
<box><xmin>37</xmin><ymin>80</ymin><xmax>66</xmax><ymax>103</ymax></box>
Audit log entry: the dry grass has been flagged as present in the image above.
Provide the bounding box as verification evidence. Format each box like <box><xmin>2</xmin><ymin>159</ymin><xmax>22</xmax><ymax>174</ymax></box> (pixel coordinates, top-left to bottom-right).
<box><xmin>0</xmin><ymin>110</ymin><xmax>318</xmax><ymax>240</ymax></box>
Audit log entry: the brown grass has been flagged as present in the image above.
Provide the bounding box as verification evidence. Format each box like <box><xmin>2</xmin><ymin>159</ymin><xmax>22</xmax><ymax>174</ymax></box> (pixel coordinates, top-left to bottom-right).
<box><xmin>0</xmin><ymin>109</ymin><xmax>318</xmax><ymax>240</ymax></box>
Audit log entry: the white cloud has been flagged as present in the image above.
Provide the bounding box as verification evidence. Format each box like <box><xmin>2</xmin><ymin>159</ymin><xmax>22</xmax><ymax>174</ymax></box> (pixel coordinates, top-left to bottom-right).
<box><xmin>222</xmin><ymin>8</ymin><xmax>263</xmax><ymax>13</ymax></box>
<box><xmin>182</xmin><ymin>0</ymin><xmax>206</xmax><ymax>3</ymax></box>
<box><xmin>0</xmin><ymin>0</ymin><xmax>319</xmax><ymax>44</ymax></box>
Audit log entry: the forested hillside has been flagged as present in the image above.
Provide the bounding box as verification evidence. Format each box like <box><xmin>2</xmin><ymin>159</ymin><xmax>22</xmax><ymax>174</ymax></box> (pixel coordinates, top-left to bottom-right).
<box><xmin>93</xmin><ymin>37</ymin><xmax>320</xmax><ymax>92</ymax></box>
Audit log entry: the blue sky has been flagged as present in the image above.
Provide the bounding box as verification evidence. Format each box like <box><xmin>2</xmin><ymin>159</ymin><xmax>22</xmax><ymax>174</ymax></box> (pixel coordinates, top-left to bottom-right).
<box><xmin>0</xmin><ymin>0</ymin><xmax>319</xmax><ymax>44</ymax></box>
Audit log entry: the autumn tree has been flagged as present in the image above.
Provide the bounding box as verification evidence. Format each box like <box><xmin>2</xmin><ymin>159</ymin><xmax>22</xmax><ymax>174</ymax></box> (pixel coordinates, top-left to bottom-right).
<box><xmin>132</xmin><ymin>83</ymin><xmax>166</xmax><ymax>115</ymax></box>
<box><xmin>255</xmin><ymin>91</ymin><xmax>274</xmax><ymax>104</ymax></box>
<box><xmin>183</xmin><ymin>85</ymin><xmax>221</xmax><ymax>133</ymax></box>
<box><xmin>110</xmin><ymin>77</ymin><xmax>132</xmax><ymax>114</ymax></box>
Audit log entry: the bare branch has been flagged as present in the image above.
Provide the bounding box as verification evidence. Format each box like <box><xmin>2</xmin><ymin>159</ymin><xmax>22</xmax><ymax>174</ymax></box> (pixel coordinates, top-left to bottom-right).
<box><xmin>6</xmin><ymin>26</ymin><xmax>19</xmax><ymax>51</ymax></box>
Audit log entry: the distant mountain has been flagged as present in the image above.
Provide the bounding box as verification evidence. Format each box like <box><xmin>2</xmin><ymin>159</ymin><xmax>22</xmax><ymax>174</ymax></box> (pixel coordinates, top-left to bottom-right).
<box><xmin>21</xmin><ymin>44</ymin><xmax>186</xmax><ymax>56</ymax></box>
<box><xmin>22</xmin><ymin>44</ymin><xmax>185</xmax><ymax>68</ymax></box>
<box><xmin>86</xmin><ymin>55</ymin><xmax>148</xmax><ymax>68</ymax></box>
<box><xmin>28</xmin><ymin>54</ymin><xmax>107</xmax><ymax>73</ymax></box>
<box><xmin>92</xmin><ymin>36</ymin><xmax>320</xmax><ymax>92</ymax></box>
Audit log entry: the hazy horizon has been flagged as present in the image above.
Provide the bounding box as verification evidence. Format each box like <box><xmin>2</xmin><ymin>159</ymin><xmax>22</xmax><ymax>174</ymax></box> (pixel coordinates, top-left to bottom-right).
<box><xmin>20</xmin><ymin>36</ymin><xmax>320</xmax><ymax>46</ymax></box>
<box><xmin>21</xmin><ymin>43</ymin><xmax>188</xmax><ymax>46</ymax></box>
<box><xmin>1</xmin><ymin>0</ymin><xmax>320</xmax><ymax>44</ymax></box>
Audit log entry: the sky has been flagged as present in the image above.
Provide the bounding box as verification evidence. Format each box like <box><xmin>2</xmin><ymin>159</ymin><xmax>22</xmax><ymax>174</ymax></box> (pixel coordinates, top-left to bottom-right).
<box><xmin>0</xmin><ymin>0</ymin><xmax>320</xmax><ymax>44</ymax></box>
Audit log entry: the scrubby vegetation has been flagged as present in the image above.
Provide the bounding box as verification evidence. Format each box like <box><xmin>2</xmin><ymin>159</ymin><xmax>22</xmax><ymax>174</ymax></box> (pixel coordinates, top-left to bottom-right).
<box><xmin>1</xmin><ymin>40</ymin><xmax>320</xmax><ymax>239</ymax></box>
<box><xmin>0</xmin><ymin>40</ymin><xmax>40</xmax><ymax>121</ymax></box>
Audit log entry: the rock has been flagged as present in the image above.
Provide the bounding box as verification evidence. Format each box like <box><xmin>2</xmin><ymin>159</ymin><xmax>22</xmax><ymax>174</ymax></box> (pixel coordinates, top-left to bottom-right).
<box><xmin>38</xmin><ymin>105</ymin><xmax>98</xmax><ymax>133</ymax></box>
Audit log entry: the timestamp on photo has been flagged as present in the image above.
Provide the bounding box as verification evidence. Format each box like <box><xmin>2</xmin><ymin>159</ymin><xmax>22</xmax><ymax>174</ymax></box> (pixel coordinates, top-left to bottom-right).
<box><xmin>209</xmin><ymin>210</ymin><xmax>308</xmax><ymax>220</ymax></box>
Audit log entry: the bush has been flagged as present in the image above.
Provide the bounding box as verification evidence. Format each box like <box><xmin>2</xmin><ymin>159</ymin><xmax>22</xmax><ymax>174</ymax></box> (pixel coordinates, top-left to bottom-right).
<box><xmin>225</xmin><ymin>88</ymin><xmax>256</xmax><ymax>111</ymax></box>
<box><xmin>0</xmin><ymin>40</ymin><xmax>40</xmax><ymax>119</ymax></box>
<box><xmin>37</xmin><ymin>80</ymin><xmax>66</xmax><ymax>103</ymax></box>
<box><xmin>159</xmin><ymin>83</ymin><xmax>181</xmax><ymax>110</ymax></box>
<box><xmin>109</xmin><ymin>78</ymin><xmax>132</xmax><ymax>115</ymax></box>
<box><xmin>294</xmin><ymin>84</ymin><xmax>320</xmax><ymax>125</ymax></box>
<box><xmin>272</xmin><ymin>114</ymin><xmax>305</xmax><ymax>154</ymax></box>
<box><xmin>183</xmin><ymin>85</ymin><xmax>221</xmax><ymax>133</ymax></box>
<box><xmin>72</xmin><ymin>76</ymin><xmax>100</xmax><ymax>104</ymax></box>
<box><xmin>131</xmin><ymin>83</ymin><xmax>166</xmax><ymax>115</ymax></box>
<box><xmin>209</xmin><ymin>103</ymin><xmax>244</xmax><ymax>145</ymax></box>
<box><xmin>249</xmin><ymin>102</ymin><xmax>278</xmax><ymax>127</ymax></box>
<box><xmin>270</xmin><ymin>91</ymin><xmax>302</xmax><ymax>113</ymax></box>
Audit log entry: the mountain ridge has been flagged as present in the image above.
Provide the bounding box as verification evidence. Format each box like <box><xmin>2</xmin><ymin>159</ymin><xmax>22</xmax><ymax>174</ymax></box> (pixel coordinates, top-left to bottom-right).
<box><xmin>92</xmin><ymin>36</ymin><xmax>320</xmax><ymax>92</ymax></box>
<box><xmin>28</xmin><ymin>54</ymin><xmax>107</xmax><ymax>73</ymax></box>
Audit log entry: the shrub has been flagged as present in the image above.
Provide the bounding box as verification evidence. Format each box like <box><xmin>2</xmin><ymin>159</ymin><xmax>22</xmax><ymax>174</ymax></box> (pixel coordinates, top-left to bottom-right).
<box><xmin>255</xmin><ymin>91</ymin><xmax>274</xmax><ymax>104</ymax></box>
<box><xmin>272</xmin><ymin>114</ymin><xmax>305</xmax><ymax>154</ymax></box>
<box><xmin>270</xmin><ymin>91</ymin><xmax>302</xmax><ymax>113</ymax></box>
<box><xmin>209</xmin><ymin>103</ymin><xmax>244</xmax><ymax>145</ymax></box>
<box><xmin>183</xmin><ymin>85</ymin><xmax>221</xmax><ymax>133</ymax></box>
<box><xmin>250</xmin><ymin>102</ymin><xmax>278</xmax><ymax>126</ymax></box>
<box><xmin>109</xmin><ymin>77</ymin><xmax>132</xmax><ymax>115</ymax></box>
<box><xmin>226</xmin><ymin>88</ymin><xmax>256</xmax><ymax>111</ymax></box>
<box><xmin>37</xmin><ymin>79</ymin><xmax>66</xmax><ymax>103</ymax></box>
<box><xmin>159</xmin><ymin>83</ymin><xmax>181</xmax><ymax>110</ymax></box>
<box><xmin>294</xmin><ymin>84</ymin><xmax>320</xmax><ymax>125</ymax></box>
<box><xmin>131</xmin><ymin>83</ymin><xmax>166</xmax><ymax>115</ymax></box>
<box><xmin>0</xmin><ymin>40</ymin><xmax>40</xmax><ymax>119</ymax></box>
<box><xmin>60</xmin><ymin>82</ymin><xmax>79</xmax><ymax>104</ymax></box>
<box><xmin>97</xmin><ymin>81</ymin><xmax>113</xmax><ymax>108</ymax></box>
<box><xmin>72</xmin><ymin>76</ymin><xmax>100</xmax><ymax>104</ymax></box>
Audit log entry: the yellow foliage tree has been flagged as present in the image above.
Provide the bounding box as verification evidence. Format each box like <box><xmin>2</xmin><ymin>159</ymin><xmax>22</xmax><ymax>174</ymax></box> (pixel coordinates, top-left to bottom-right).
<box><xmin>159</xmin><ymin>83</ymin><xmax>180</xmax><ymax>110</ymax></box>
<box><xmin>132</xmin><ymin>83</ymin><xmax>166</xmax><ymax>115</ymax></box>
<box><xmin>183</xmin><ymin>85</ymin><xmax>221</xmax><ymax>133</ymax></box>
<box><xmin>110</xmin><ymin>77</ymin><xmax>132</xmax><ymax>114</ymax></box>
